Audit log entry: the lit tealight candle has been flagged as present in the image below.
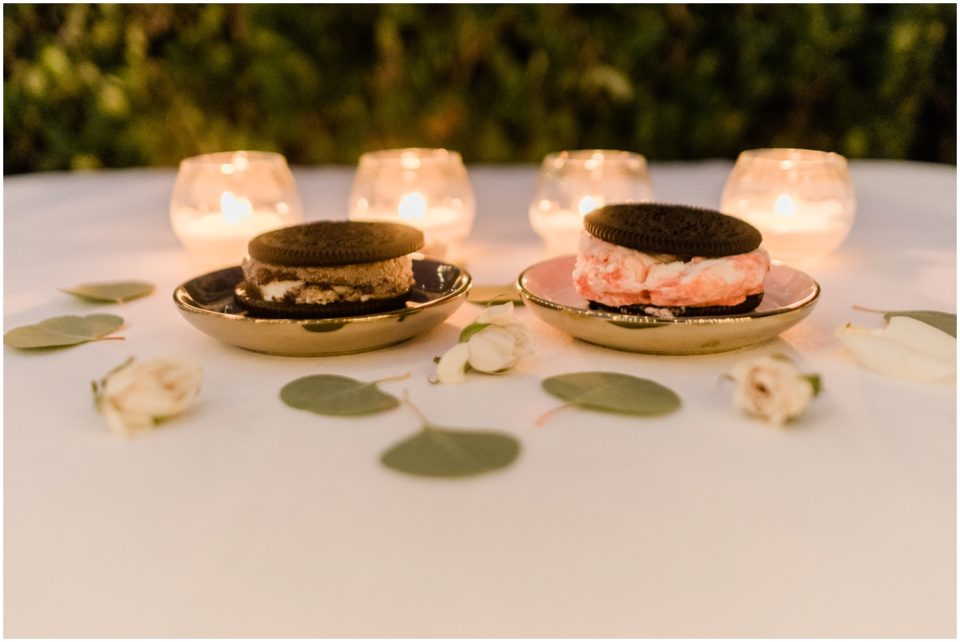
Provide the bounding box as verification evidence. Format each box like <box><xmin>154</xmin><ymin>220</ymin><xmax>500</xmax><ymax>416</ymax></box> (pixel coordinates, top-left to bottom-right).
<box><xmin>392</xmin><ymin>191</ymin><xmax>464</xmax><ymax>256</ymax></box>
<box><xmin>721</xmin><ymin>149</ymin><xmax>856</xmax><ymax>261</ymax></box>
<box><xmin>170</xmin><ymin>151</ymin><xmax>302</xmax><ymax>268</ymax></box>
<box><xmin>578</xmin><ymin>195</ymin><xmax>601</xmax><ymax>216</ymax></box>
<box><xmin>348</xmin><ymin>149</ymin><xmax>475</xmax><ymax>260</ymax></box>
<box><xmin>172</xmin><ymin>191</ymin><xmax>287</xmax><ymax>268</ymax></box>
<box><xmin>398</xmin><ymin>192</ymin><xmax>428</xmax><ymax>221</ymax></box>
<box><xmin>529</xmin><ymin>194</ymin><xmax>605</xmax><ymax>255</ymax></box>
<box><xmin>529</xmin><ymin>150</ymin><xmax>653</xmax><ymax>256</ymax></box>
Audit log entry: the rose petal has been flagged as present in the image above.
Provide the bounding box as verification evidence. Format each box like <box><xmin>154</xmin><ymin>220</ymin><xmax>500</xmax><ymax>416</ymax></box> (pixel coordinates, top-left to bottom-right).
<box><xmin>100</xmin><ymin>403</ymin><xmax>133</xmax><ymax>437</ymax></box>
<box><xmin>466</xmin><ymin>326</ymin><xmax>518</xmax><ymax>372</ymax></box>
<box><xmin>502</xmin><ymin>322</ymin><xmax>534</xmax><ymax>358</ymax></box>
<box><xmin>881</xmin><ymin>316</ymin><xmax>956</xmax><ymax>356</ymax></box>
<box><xmin>474</xmin><ymin>302</ymin><xmax>515</xmax><ymax>326</ymax></box>
<box><xmin>100</xmin><ymin>360</ymin><xmax>141</xmax><ymax>396</ymax></box>
<box><xmin>837</xmin><ymin>320</ymin><xmax>956</xmax><ymax>383</ymax></box>
<box><xmin>435</xmin><ymin>342</ymin><xmax>471</xmax><ymax>384</ymax></box>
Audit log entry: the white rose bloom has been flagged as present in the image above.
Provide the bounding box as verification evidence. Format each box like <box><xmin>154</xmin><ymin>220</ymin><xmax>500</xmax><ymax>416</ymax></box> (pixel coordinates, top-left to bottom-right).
<box><xmin>466</xmin><ymin>326</ymin><xmax>522</xmax><ymax>372</ymax></box>
<box><xmin>95</xmin><ymin>358</ymin><xmax>203</xmax><ymax>437</ymax></box>
<box><xmin>730</xmin><ymin>355</ymin><xmax>816</xmax><ymax>425</ymax></box>
<box><xmin>434</xmin><ymin>303</ymin><xmax>534</xmax><ymax>383</ymax></box>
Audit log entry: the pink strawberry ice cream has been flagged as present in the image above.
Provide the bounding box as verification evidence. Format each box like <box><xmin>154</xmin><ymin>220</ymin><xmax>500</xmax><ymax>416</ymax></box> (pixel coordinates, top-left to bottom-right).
<box><xmin>573</xmin><ymin>232</ymin><xmax>771</xmax><ymax>309</ymax></box>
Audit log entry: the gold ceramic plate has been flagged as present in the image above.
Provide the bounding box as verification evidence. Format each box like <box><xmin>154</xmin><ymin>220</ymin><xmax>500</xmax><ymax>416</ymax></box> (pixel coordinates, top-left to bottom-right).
<box><xmin>518</xmin><ymin>255</ymin><xmax>820</xmax><ymax>355</ymax></box>
<box><xmin>174</xmin><ymin>259</ymin><xmax>471</xmax><ymax>356</ymax></box>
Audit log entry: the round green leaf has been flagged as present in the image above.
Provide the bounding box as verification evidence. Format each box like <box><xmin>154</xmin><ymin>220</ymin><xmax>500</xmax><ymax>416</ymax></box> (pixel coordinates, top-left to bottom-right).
<box><xmin>280</xmin><ymin>374</ymin><xmax>399</xmax><ymax>416</ymax></box>
<box><xmin>883</xmin><ymin>310</ymin><xmax>956</xmax><ymax>338</ymax></box>
<box><xmin>61</xmin><ymin>281</ymin><xmax>155</xmax><ymax>304</ymax></box>
<box><xmin>4</xmin><ymin>314</ymin><xmax>124</xmax><ymax>349</ymax></box>
<box><xmin>542</xmin><ymin>371</ymin><xmax>681</xmax><ymax>416</ymax></box>
<box><xmin>381</xmin><ymin>426</ymin><xmax>520</xmax><ymax>478</ymax></box>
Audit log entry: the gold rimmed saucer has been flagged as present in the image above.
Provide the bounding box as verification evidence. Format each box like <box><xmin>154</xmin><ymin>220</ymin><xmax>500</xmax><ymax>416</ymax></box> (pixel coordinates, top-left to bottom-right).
<box><xmin>517</xmin><ymin>255</ymin><xmax>819</xmax><ymax>355</ymax></box>
<box><xmin>174</xmin><ymin>259</ymin><xmax>470</xmax><ymax>356</ymax></box>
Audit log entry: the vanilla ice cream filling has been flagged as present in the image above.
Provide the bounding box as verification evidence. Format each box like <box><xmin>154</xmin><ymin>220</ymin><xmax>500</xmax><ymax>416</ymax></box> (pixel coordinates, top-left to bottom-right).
<box><xmin>242</xmin><ymin>255</ymin><xmax>415</xmax><ymax>305</ymax></box>
<box><xmin>573</xmin><ymin>232</ymin><xmax>770</xmax><ymax>308</ymax></box>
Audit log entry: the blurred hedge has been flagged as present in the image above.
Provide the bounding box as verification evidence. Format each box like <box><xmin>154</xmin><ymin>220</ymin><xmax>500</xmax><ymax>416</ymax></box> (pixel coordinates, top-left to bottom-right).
<box><xmin>3</xmin><ymin>4</ymin><xmax>956</xmax><ymax>174</ymax></box>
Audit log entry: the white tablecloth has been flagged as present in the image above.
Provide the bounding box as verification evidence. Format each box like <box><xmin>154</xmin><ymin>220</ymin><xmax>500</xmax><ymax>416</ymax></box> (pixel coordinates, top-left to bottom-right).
<box><xmin>4</xmin><ymin>161</ymin><xmax>956</xmax><ymax>637</ymax></box>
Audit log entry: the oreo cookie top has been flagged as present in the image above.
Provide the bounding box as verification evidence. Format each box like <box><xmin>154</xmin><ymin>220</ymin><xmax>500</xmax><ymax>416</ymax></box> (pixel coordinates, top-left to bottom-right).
<box><xmin>248</xmin><ymin>221</ymin><xmax>424</xmax><ymax>267</ymax></box>
<box><xmin>583</xmin><ymin>203</ymin><xmax>762</xmax><ymax>258</ymax></box>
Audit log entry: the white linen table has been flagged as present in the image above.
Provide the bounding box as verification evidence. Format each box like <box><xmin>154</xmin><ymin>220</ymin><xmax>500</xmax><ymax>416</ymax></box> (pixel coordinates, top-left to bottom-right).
<box><xmin>4</xmin><ymin>161</ymin><xmax>956</xmax><ymax>637</ymax></box>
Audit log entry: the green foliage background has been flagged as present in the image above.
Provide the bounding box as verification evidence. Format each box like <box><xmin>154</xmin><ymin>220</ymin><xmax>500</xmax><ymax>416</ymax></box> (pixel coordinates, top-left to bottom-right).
<box><xmin>4</xmin><ymin>4</ymin><xmax>956</xmax><ymax>174</ymax></box>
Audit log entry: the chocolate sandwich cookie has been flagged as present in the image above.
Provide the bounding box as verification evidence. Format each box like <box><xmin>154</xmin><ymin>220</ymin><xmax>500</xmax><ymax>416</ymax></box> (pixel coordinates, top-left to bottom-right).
<box><xmin>573</xmin><ymin>203</ymin><xmax>771</xmax><ymax>317</ymax></box>
<box><xmin>248</xmin><ymin>220</ymin><xmax>424</xmax><ymax>266</ymax></box>
<box><xmin>583</xmin><ymin>203</ymin><xmax>762</xmax><ymax>258</ymax></box>
<box><xmin>235</xmin><ymin>221</ymin><xmax>424</xmax><ymax>319</ymax></box>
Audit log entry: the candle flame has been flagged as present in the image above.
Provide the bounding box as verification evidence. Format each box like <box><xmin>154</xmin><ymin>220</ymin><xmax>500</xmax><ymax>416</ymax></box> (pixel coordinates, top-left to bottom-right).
<box><xmin>774</xmin><ymin>194</ymin><xmax>796</xmax><ymax>218</ymax></box>
<box><xmin>398</xmin><ymin>192</ymin><xmax>428</xmax><ymax>221</ymax></box>
<box><xmin>220</xmin><ymin>191</ymin><xmax>253</xmax><ymax>224</ymax></box>
<box><xmin>400</xmin><ymin>153</ymin><xmax>422</xmax><ymax>170</ymax></box>
<box><xmin>578</xmin><ymin>195</ymin><xmax>601</xmax><ymax>216</ymax></box>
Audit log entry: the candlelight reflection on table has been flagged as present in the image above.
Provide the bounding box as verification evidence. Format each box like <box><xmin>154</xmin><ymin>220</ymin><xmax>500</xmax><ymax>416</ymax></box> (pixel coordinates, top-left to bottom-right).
<box><xmin>721</xmin><ymin>148</ymin><xmax>856</xmax><ymax>261</ymax></box>
<box><xmin>529</xmin><ymin>150</ymin><xmax>654</xmax><ymax>255</ymax></box>
<box><xmin>348</xmin><ymin>148</ymin><xmax>475</xmax><ymax>260</ymax></box>
<box><xmin>170</xmin><ymin>151</ymin><xmax>302</xmax><ymax>268</ymax></box>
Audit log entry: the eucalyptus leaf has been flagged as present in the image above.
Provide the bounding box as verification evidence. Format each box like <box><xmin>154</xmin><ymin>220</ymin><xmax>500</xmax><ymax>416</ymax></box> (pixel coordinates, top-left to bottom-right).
<box><xmin>468</xmin><ymin>284</ymin><xmax>523</xmax><ymax>306</ymax></box>
<box><xmin>381</xmin><ymin>425</ymin><xmax>520</xmax><ymax>478</ymax></box>
<box><xmin>61</xmin><ymin>281</ymin><xmax>154</xmax><ymax>304</ymax></box>
<box><xmin>542</xmin><ymin>371</ymin><xmax>681</xmax><ymax>416</ymax></box>
<box><xmin>883</xmin><ymin>310</ymin><xmax>956</xmax><ymax>338</ymax></box>
<box><xmin>280</xmin><ymin>374</ymin><xmax>399</xmax><ymax>416</ymax></box>
<box><xmin>4</xmin><ymin>314</ymin><xmax>124</xmax><ymax>349</ymax></box>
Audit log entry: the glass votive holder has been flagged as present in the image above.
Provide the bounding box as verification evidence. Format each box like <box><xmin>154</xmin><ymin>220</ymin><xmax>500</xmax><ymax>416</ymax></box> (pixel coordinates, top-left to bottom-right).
<box><xmin>170</xmin><ymin>151</ymin><xmax>303</xmax><ymax>268</ymax></box>
<box><xmin>347</xmin><ymin>148</ymin><xmax>475</xmax><ymax>260</ymax></box>
<box><xmin>720</xmin><ymin>148</ymin><xmax>856</xmax><ymax>261</ymax></box>
<box><xmin>529</xmin><ymin>149</ymin><xmax>654</xmax><ymax>255</ymax></box>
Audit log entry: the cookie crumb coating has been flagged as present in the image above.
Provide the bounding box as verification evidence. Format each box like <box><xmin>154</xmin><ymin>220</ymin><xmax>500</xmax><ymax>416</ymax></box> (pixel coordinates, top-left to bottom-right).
<box><xmin>241</xmin><ymin>255</ymin><xmax>414</xmax><ymax>305</ymax></box>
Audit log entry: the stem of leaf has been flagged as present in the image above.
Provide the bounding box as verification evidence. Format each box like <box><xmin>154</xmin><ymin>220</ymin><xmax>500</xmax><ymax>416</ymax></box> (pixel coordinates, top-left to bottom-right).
<box><xmin>374</xmin><ymin>372</ymin><xmax>412</xmax><ymax>386</ymax></box>
<box><xmin>534</xmin><ymin>402</ymin><xmax>574</xmax><ymax>427</ymax></box>
<box><xmin>400</xmin><ymin>388</ymin><xmax>431</xmax><ymax>429</ymax></box>
<box><xmin>852</xmin><ymin>305</ymin><xmax>886</xmax><ymax>314</ymax></box>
